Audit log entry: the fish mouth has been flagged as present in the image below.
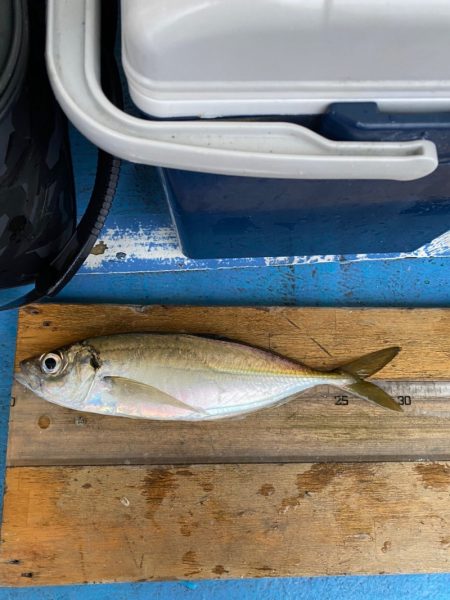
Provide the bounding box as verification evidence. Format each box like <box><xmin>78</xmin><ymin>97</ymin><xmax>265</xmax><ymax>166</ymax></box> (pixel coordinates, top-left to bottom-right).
<box><xmin>14</xmin><ymin>365</ymin><xmax>40</xmax><ymax>391</ymax></box>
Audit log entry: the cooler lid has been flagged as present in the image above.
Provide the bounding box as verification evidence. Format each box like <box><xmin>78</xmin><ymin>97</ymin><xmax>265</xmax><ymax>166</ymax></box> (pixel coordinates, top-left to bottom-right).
<box><xmin>122</xmin><ymin>0</ymin><xmax>450</xmax><ymax>118</ymax></box>
<box><xmin>46</xmin><ymin>0</ymin><xmax>440</xmax><ymax>182</ymax></box>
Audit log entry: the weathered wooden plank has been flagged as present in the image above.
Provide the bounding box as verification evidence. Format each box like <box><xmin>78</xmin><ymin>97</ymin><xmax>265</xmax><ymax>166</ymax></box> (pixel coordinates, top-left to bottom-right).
<box><xmin>2</xmin><ymin>462</ymin><xmax>450</xmax><ymax>586</ymax></box>
<box><xmin>9</xmin><ymin>382</ymin><xmax>450</xmax><ymax>465</ymax></box>
<box><xmin>9</xmin><ymin>305</ymin><xmax>450</xmax><ymax>466</ymax></box>
<box><xmin>14</xmin><ymin>305</ymin><xmax>450</xmax><ymax>377</ymax></box>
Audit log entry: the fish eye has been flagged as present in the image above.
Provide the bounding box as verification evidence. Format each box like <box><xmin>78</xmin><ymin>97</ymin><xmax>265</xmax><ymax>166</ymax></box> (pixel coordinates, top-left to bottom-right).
<box><xmin>40</xmin><ymin>352</ymin><xmax>63</xmax><ymax>375</ymax></box>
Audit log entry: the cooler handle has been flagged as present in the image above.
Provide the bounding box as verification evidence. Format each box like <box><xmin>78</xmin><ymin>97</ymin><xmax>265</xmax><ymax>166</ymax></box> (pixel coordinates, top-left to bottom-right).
<box><xmin>46</xmin><ymin>0</ymin><xmax>438</xmax><ymax>181</ymax></box>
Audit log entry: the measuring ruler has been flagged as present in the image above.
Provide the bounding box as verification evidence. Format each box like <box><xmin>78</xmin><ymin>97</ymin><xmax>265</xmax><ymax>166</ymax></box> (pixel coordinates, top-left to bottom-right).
<box><xmin>330</xmin><ymin>380</ymin><xmax>450</xmax><ymax>416</ymax></box>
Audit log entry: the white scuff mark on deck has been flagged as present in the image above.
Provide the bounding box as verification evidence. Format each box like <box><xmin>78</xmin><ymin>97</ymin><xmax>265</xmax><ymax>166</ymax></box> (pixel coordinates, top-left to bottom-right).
<box><xmin>84</xmin><ymin>225</ymin><xmax>185</xmax><ymax>270</ymax></box>
<box><xmin>82</xmin><ymin>223</ymin><xmax>450</xmax><ymax>274</ymax></box>
<box><xmin>415</xmin><ymin>229</ymin><xmax>450</xmax><ymax>257</ymax></box>
<box><xmin>263</xmin><ymin>230</ymin><xmax>450</xmax><ymax>267</ymax></box>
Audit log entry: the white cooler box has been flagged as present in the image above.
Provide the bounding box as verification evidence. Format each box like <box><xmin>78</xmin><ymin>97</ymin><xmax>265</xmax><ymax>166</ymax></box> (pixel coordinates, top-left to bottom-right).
<box><xmin>46</xmin><ymin>0</ymin><xmax>450</xmax><ymax>258</ymax></box>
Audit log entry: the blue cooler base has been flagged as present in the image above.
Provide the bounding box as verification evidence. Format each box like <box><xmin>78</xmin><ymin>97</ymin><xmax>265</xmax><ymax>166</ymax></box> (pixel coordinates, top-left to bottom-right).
<box><xmin>159</xmin><ymin>104</ymin><xmax>450</xmax><ymax>259</ymax></box>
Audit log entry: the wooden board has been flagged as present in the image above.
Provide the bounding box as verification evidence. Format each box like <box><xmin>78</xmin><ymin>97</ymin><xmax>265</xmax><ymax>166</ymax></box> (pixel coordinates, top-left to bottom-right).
<box><xmin>8</xmin><ymin>304</ymin><xmax>450</xmax><ymax>466</ymax></box>
<box><xmin>10</xmin><ymin>382</ymin><xmax>450</xmax><ymax>465</ymax></box>
<box><xmin>3</xmin><ymin>304</ymin><xmax>450</xmax><ymax>586</ymax></box>
<box><xmin>2</xmin><ymin>462</ymin><xmax>450</xmax><ymax>586</ymax></box>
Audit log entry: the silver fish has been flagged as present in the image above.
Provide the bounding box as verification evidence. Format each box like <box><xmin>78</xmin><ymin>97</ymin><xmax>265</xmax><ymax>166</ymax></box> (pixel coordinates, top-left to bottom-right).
<box><xmin>15</xmin><ymin>334</ymin><xmax>402</xmax><ymax>419</ymax></box>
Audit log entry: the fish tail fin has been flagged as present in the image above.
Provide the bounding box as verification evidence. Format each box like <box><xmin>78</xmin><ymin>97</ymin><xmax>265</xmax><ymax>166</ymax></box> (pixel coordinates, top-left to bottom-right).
<box><xmin>336</xmin><ymin>347</ymin><xmax>402</xmax><ymax>412</ymax></box>
<box><xmin>340</xmin><ymin>379</ymin><xmax>402</xmax><ymax>412</ymax></box>
<box><xmin>341</xmin><ymin>346</ymin><xmax>401</xmax><ymax>379</ymax></box>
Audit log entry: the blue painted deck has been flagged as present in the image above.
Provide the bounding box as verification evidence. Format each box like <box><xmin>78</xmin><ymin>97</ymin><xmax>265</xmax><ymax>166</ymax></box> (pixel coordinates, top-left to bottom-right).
<box><xmin>1</xmin><ymin>130</ymin><xmax>450</xmax><ymax>598</ymax></box>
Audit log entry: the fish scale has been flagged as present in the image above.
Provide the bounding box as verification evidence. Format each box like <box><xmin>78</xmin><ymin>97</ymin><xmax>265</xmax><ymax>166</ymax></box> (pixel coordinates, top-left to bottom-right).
<box><xmin>15</xmin><ymin>334</ymin><xmax>402</xmax><ymax>419</ymax></box>
<box><xmin>92</xmin><ymin>334</ymin><xmax>312</xmax><ymax>376</ymax></box>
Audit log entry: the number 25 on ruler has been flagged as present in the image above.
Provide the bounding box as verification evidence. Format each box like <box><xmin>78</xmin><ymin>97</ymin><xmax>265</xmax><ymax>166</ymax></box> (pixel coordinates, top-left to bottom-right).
<box><xmin>334</xmin><ymin>395</ymin><xmax>348</xmax><ymax>406</ymax></box>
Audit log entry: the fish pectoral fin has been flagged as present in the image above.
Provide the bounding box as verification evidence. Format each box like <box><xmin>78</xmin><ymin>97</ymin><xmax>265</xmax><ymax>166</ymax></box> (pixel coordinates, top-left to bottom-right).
<box><xmin>103</xmin><ymin>376</ymin><xmax>207</xmax><ymax>415</ymax></box>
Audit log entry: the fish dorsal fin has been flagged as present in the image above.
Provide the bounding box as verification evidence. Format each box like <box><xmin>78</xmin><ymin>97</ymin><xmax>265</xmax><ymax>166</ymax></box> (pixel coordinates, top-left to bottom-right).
<box><xmin>341</xmin><ymin>347</ymin><xmax>401</xmax><ymax>379</ymax></box>
<box><xmin>193</xmin><ymin>333</ymin><xmax>236</xmax><ymax>343</ymax></box>
<box><xmin>103</xmin><ymin>376</ymin><xmax>207</xmax><ymax>416</ymax></box>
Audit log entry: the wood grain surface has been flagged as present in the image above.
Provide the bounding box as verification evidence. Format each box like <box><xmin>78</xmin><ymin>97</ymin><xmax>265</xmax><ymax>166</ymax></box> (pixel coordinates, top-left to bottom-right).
<box><xmin>13</xmin><ymin>305</ymin><xmax>450</xmax><ymax>377</ymax></box>
<box><xmin>9</xmin><ymin>382</ymin><xmax>450</xmax><ymax>465</ymax></box>
<box><xmin>4</xmin><ymin>304</ymin><xmax>450</xmax><ymax>585</ymax></box>
<box><xmin>8</xmin><ymin>304</ymin><xmax>450</xmax><ymax>466</ymax></box>
<box><xmin>2</xmin><ymin>462</ymin><xmax>450</xmax><ymax>586</ymax></box>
